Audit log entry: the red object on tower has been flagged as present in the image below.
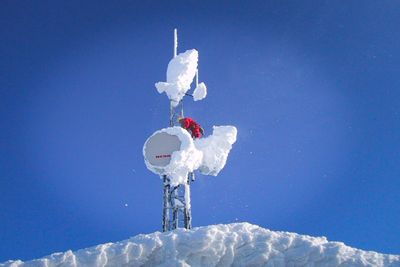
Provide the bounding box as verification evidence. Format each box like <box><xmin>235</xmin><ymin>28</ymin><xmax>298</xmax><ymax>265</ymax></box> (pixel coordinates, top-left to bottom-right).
<box><xmin>179</xmin><ymin>117</ymin><xmax>203</xmax><ymax>139</ymax></box>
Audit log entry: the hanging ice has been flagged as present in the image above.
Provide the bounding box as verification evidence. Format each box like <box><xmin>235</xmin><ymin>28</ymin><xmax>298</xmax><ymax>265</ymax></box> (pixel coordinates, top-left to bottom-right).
<box><xmin>155</xmin><ymin>49</ymin><xmax>198</xmax><ymax>107</ymax></box>
<box><xmin>193</xmin><ymin>82</ymin><xmax>207</xmax><ymax>101</ymax></box>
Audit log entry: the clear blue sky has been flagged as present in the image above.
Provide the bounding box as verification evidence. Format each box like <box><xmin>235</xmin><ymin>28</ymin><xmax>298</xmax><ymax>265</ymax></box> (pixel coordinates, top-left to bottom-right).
<box><xmin>1</xmin><ymin>0</ymin><xmax>399</xmax><ymax>261</ymax></box>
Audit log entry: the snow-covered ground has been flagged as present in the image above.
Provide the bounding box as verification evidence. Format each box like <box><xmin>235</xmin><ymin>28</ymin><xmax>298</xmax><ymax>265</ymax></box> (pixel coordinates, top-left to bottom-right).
<box><xmin>2</xmin><ymin>223</ymin><xmax>399</xmax><ymax>267</ymax></box>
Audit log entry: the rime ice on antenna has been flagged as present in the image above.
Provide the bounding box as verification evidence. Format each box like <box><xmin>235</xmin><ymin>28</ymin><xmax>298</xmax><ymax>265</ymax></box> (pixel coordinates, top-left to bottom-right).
<box><xmin>148</xmin><ymin>29</ymin><xmax>206</xmax><ymax>231</ymax></box>
<box><xmin>144</xmin><ymin>29</ymin><xmax>236</xmax><ymax>232</ymax></box>
<box><xmin>155</xmin><ymin>30</ymin><xmax>207</xmax><ymax>108</ymax></box>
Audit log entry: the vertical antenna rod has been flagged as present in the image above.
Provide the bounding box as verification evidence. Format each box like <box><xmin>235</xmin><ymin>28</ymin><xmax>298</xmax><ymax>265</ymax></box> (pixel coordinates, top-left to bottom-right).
<box><xmin>170</xmin><ymin>28</ymin><xmax>178</xmax><ymax>126</ymax></box>
<box><xmin>196</xmin><ymin>69</ymin><xmax>199</xmax><ymax>87</ymax></box>
<box><xmin>174</xmin><ymin>28</ymin><xmax>178</xmax><ymax>58</ymax></box>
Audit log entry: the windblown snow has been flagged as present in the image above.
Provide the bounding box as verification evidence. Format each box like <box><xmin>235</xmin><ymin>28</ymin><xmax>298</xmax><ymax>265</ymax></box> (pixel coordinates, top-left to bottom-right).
<box><xmin>155</xmin><ymin>50</ymin><xmax>199</xmax><ymax>107</ymax></box>
<box><xmin>143</xmin><ymin>126</ymin><xmax>237</xmax><ymax>186</ymax></box>
<box><xmin>2</xmin><ymin>223</ymin><xmax>399</xmax><ymax>267</ymax></box>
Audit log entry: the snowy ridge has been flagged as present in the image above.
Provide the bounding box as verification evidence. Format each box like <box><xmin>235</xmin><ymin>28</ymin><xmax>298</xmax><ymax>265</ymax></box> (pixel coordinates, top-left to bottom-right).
<box><xmin>2</xmin><ymin>223</ymin><xmax>399</xmax><ymax>267</ymax></box>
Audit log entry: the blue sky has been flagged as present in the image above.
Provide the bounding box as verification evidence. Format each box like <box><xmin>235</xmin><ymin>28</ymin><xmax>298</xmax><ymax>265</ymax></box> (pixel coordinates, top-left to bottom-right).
<box><xmin>1</xmin><ymin>0</ymin><xmax>399</xmax><ymax>261</ymax></box>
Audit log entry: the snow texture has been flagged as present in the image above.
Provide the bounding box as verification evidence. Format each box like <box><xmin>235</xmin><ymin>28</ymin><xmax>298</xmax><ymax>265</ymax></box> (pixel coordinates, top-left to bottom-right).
<box><xmin>193</xmin><ymin>82</ymin><xmax>207</xmax><ymax>101</ymax></box>
<box><xmin>2</xmin><ymin>223</ymin><xmax>399</xmax><ymax>267</ymax></box>
<box><xmin>155</xmin><ymin>49</ymin><xmax>198</xmax><ymax>107</ymax></box>
<box><xmin>195</xmin><ymin>126</ymin><xmax>237</xmax><ymax>176</ymax></box>
<box><xmin>144</xmin><ymin>126</ymin><xmax>237</xmax><ymax>185</ymax></box>
<box><xmin>143</xmin><ymin>127</ymin><xmax>202</xmax><ymax>186</ymax></box>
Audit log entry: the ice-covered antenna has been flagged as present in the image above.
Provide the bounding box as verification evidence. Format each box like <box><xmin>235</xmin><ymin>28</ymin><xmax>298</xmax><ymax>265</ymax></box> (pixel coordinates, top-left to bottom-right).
<box><xmin>170</xmin><ymin>28</ymin><xmax>177</xmax><ymax>126</ymax></box>
<box><xmin>148</xmin><ymin>29</ymin><xmax>220</xmax><ymax>233</ymax></box>
<box><xmin>174</xmin><ymin>28</ymin><xmax>178</xmax><ymax>58</ymax></box>
<box><xmin>170</xmin><ymin>28</ymin><xmax>184</xmax><ymax>126</ymax></box>
<box><xmin>164</xmin><ymin>29</ymin><xmax>192</xmax><ymax>232</ymax></box>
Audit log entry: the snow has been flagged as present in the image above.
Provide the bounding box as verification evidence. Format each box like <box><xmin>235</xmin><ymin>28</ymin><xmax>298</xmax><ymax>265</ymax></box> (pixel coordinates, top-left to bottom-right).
<box><xmin>193</xmin><ymin>82</ymin><xmax>207</xmax><ymax>101</ymax></box>
<box><xmin>183</xmin><ymin>183</ymin><xmax>191</xmax><ymax>210</ymax></box>
<box><xmin>143</xmin><ymin>127</ymin><xmax>202</xmax><ymax>186</ymax></box>
<box><xmin>195</xmin><ymin>126</ymin><xmax>237</xmax><ymax>176</ymax></box>
<box><xmin>155</xmin><ymin>49</ymin><xmax>198</xmax><ymax>107</ymax></box>
<box><xmin>144</xmin><ymin>126</ymin><xmax>237</xmax><ymax>185</ymax></box>
<box><xmin>3</xmin><ymin>223</ymin><xmax>399</xmax><ymax>267</ymax></box>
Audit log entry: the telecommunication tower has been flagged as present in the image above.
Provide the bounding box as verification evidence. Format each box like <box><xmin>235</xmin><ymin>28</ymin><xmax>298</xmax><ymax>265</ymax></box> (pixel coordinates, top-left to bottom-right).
<box><xmin>143</xmin><ymin>29</ymin><xmax>236</xmax><ymax>232</ymax></box>
<box><xmin>143</xmin><ymin>29</ymin><xmax>207</xmax><ymax>232</ymax></box>
<box><xmin>162</xmin><ymin>29</ymin><xmax>193</xmax><ymax>231</ymax></box>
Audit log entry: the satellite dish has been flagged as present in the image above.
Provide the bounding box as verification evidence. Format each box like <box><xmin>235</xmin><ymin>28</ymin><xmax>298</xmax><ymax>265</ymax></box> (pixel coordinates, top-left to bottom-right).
<box><xmin>143</xmin><ymin>131</ymin><xmax>182</xmax><ymax>174</ymax></box>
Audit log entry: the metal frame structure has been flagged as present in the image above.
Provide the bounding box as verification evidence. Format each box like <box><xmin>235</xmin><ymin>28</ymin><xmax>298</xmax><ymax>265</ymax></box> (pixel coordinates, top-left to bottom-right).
<box><xmin>162</xmin><ymin>29</ymin><xmax>192</xmax><ymax>232</ymax></box>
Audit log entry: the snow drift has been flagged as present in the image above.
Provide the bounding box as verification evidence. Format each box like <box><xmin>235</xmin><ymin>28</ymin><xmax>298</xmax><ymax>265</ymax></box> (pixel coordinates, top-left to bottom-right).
<box><xmin>2</xmin><ymin>223</ymin><xmax>399</xmax><ymax>267</ymax></box>
<box><xmin>143</xmin><ymin>126</ymin><xmax>237</xmax><ymax>185</ymax></box>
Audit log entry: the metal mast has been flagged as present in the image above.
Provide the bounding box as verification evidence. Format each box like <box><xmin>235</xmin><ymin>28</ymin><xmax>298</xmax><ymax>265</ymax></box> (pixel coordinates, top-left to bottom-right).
<box><xmin>162</xmin><ymin>29</ymin><xmax>192</xmax><ymax>232</ymax></box>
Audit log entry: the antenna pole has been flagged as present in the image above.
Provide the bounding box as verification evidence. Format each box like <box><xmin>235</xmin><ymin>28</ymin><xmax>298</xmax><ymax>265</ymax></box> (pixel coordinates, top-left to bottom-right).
<box><xmin>169</xmin><ymin>28</ymin><xmax>178</xmax><ymax>126</ymax></box>
<box><xmin>196</xmin><ymin>69</ymin><xmax>199</xmax><ymax>87</ymax></box>
<box><xmin>166</xmin><ymin>28</ymin><xmax>176</xmax><ymax>231</ymax></box>
<box><xmin>162</xmin><ymin>175</ymin><xmax>170</xmax><ymax>232</ymax></box>
<box><xmin>174</xmin><ymin>28</ymin><xmax>178</xmax><ymax>58</ymax></box>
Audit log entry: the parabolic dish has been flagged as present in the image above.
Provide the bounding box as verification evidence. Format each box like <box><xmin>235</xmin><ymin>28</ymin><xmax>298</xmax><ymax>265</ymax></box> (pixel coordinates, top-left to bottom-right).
<box><xmin>143</xmin><ymin>131</ymin><xmax>182</xmax><ymax>174</ymax></box>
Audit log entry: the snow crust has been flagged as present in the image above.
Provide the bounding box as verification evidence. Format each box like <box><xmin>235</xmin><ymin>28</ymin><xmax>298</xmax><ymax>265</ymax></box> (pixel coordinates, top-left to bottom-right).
<box><xmin>195</xmin><ymin>126</ymin><xmax>237</xmax><ymax>176</ymax></box>
<box><xmin>3</xmin><ymin>223</ymin><xmax>399</xmax><ymax>267</ymax></box>
<box><xmin>144</xmin><ymin>126</ymin><xmax>237</xmax><ymax>185</ymax></box>
<box><xmin>155</xmin><ymin>50</ymin><xmax>198</xmax><ymax>107</ymax></box>
<box><xmin>143</xmin><ymin>127</ymin><xmax>202</xmax><ymax>186</ymax></box>
<box><xmin>193</xmin><ymin>82</ymin><xmax>207</xmax><ymax>101</ymax></box>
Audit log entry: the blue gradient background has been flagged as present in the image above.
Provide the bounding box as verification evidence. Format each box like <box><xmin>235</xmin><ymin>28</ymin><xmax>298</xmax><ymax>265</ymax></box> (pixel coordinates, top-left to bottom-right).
<box><xmin>1</xmin><ymin>0</ymin><xmax>399</xmax><ymax>261</ymax></box>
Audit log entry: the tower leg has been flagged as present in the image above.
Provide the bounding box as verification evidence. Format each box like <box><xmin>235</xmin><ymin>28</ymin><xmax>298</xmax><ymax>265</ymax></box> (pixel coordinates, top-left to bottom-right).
<box><xmin>162</xmin><ymin>175</ymin><xmax>192</xmax><ymax>231</ymax></box>
<box><xmin>184</xmin><ymin>174</ymin><xmax>192</xmax><ymax>229</ymax></box>
<box><xmin>172</xmin><ymin>185</ymin><xmax>179</xmax><ymax>229</ymax></box>
<box><xmin>162</xmin><ymin>175</ymin><xmax>170</xmax><ymax>232</ymax></box>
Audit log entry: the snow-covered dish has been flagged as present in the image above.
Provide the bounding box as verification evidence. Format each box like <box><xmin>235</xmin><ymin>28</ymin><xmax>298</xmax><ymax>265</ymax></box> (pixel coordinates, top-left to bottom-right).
<box><xmin>195</xmin><ymin>126</ymin><xmax>237</xmax><ymax>176</ymax></box>
<box><xmin>143</xmin><ymin>127</ymin><xmax>202</xmax><ymax>186</ymax></box>
<box><xmin>143</xmin><ymin>126</ymin><xmax>237</xmax><ymax>186</ymax></box>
